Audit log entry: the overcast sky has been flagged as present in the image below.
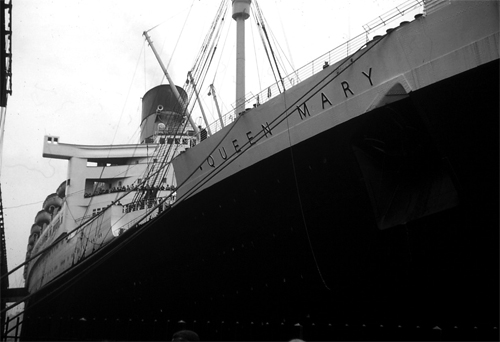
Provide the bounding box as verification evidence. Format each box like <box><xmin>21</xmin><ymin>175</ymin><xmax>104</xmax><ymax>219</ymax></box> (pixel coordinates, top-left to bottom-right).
<box><xmin>1</xmin><ymin>0</ymin><xmax>421</xmax><ymax>290</ymax></box>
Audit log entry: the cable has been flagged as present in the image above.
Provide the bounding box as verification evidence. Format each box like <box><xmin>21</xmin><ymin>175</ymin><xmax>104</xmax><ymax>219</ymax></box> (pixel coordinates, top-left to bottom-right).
<box><xmin>161</xmin><ymin>0</ymin><xmax>197</xmax><ymax>83</ymax></box>
<box><xmin>282</xmin><ymin>84</ymin><xmax>331</xmax><ymax>291</ymax></box>
<box><xmin>4</xmin><ymin>12</ymin><xmax>390</xmax><ymax>317</ymax></box>
<box><xmin>249</xmin><ymin>7</ymin><xmax>262</xmax><ymax>91</ymax></box>
<box><xmin>253</xmin><ymin>0</ymin><xmax>285</xmax><ymax>92</ymax></box>
<box><xmin>2</xmin><ymin>27</ymin><xmax>385</xmax><ymax>289</ymax></box>
<box><xmin>176</xmin><ymin>36</ymin><xmax>387</xmax><ymax>203</ymax></box>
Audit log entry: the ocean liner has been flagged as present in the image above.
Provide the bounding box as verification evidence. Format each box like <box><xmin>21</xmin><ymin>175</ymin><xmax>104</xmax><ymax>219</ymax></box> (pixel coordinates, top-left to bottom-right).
<box><xmin>3</xmin><ymin>0</ymin><xmax>499</xmax><ymax>340</ymax></box>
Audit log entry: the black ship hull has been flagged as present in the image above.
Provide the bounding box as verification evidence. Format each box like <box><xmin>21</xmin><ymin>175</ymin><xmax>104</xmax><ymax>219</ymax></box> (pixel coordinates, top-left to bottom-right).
<box><xmin>21</xmin><ymin>59</ymin><xmax>499</xmax><ymax>341</ymax></box>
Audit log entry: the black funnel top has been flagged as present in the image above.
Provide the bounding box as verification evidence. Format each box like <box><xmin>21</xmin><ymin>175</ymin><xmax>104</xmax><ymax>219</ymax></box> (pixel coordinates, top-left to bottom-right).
<box><xmin>140</xmin><ymin>84</ymin><xmax>188</xmax><ymax>143</ymax></box>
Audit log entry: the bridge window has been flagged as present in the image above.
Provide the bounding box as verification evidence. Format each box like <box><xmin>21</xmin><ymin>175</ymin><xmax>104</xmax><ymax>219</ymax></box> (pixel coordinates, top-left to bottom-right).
<box><xmin>47</xmin><ymin>136</ymin><xmax>59</xmax><ymax>144</ymax></box>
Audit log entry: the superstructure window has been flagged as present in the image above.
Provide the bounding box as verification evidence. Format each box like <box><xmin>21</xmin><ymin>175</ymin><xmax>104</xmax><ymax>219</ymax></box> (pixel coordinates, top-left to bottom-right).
<box><xmin>92</xmin><ymin>207</ymin><xmax>104</xmax><ymax>216</ymax></box>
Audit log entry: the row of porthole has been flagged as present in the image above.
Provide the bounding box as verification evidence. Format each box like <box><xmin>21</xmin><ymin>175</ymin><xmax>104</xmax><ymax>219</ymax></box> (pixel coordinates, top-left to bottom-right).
<box><xmin>28</xmin><ymin>316</ymin><xmax>499</xmax><ymax>333</ymax></box>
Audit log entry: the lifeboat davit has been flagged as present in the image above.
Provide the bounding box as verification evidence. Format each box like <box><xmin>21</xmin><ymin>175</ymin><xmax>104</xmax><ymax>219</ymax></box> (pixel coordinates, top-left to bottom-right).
<box><xmin>56</xmin><ymin>180</ymin><xmax>66</xmax><ymax>199</ymax></box>
<box><xmin>43</xmin><ymin>193</ymin><xmax>63</xmax><ymax>214</ymax></box>
<box><xmin>34</xmin><ymin>210</ymin><xmax>51</xmax><ymax>226</ymax></box>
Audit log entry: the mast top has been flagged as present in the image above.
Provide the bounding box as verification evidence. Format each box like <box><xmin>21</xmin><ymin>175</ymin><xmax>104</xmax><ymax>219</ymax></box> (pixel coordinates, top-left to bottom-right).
<box><xmin>232</xmin><ymin>0</ymin><xmax>251</xmax><ymax>20</ymax></box>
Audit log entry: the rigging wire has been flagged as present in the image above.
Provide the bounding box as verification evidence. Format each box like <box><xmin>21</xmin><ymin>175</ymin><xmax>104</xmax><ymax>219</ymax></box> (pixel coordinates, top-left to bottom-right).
<box><xmin>252</xmin><ymin>12</ymin><xmax>279</xmax><ymax>92</ymax></box>
<box><xmin>253</xmin><ymin>0</ymin><xmax>285</xmax><ymax>93</ymax></box>
<box><xmin>274</xmin><ymin>1</ymin><xmax>295</xmax><ymax>71</ymax></box>
<box><xmin>4</xmin><ymin>0</ymin><xmax>229</xmax><ymax>310</ymax></box>
<box><xmin>249</xmin><ymin>7</ymin><xmax>262</xmax><ymax>92</ymax></box>
<box><xmin>211</xmin><ymin>13</ymin><xmax>232</xmax><ymax>85</ymax></box>
<box><xmin>0</xmin><ymin>95</ymin><xmax>243</xmax><ymax>288</ymax></box>
<box><xmin>168</xmin><ymin>35</ymin><xmax>389</xmax><ymax>221</ymax></box>
<box><xmin>144</xmin><ymin>40</ymin><xmax>147</xmax><ymax>92</ymax></box>
<box><xmin>190</xmin><ymin>0</ymin><xmax>229</xmax><ymax>80</ymax></box>
<box><xmin>2</xmin><ymin>0</ymin><xmax>397</xmax><ymax>317</ymax></box>
<box><xmin>6</xmin><ymin>145</ymin><xmax>155</xmax><ymax>284</ymax></box>
<box><xmin>5</xmin><ymin>0</ymin><xmax>430</xmax><ymax>319</ymax></box>
<box><xmin>4</xmin><ymin>200</ymin><xmax>44</xmax><ymax>210</ymax></box>
<box><xmin>144</xmin><ymin>2</ymin><xmax>196</xmax><ymax>34</ymax></box>
<box><xmin>2</xmin><ymin>36</ymin><xmax>389</xmax><ymax>316</ymax></box>
<box><xmin>160</xmin><ymin>36</ymin><xmax>389</xmax><ymax>290</ymax></box>
<box><xmin>209</xmin><ymin>18</ymin><xmax>233</xmax><ymax>115</ymax></box>
<box><xmin>74</xmin><ymin>36</ymin><xmax>148</xmax><ymax>224</ymax></box>
<box><xmin>135</xmin><ymin>4</ymin><xmax>388</xmax><ymax>214</ymax></box>
<box><xmin>257</xmin><ymin>2</ymin><xmax>294</xmax><ymax>77</ymax></box>
<box><xmin>131</xmin><ymin>77</ymin><xmax>193</xmax><ymax>204</ymax></box>
<box><xmin>161</xmin><ymin>0</ymin><xmax>197</xmax><ymax>83</ymax></box>
<box><xmin>6</xmin><ymin>1</ymin><xmax>322</xmax><ymax>282</ymax></box>
<box><xmin>126</xmin><ymin>124</ymin><xmax>141</xmax><ymax>144</ymax></box>
<box><xmin>111</xmin><ymin>42</ymin><xmax>146</xmax><ymax>147</ymax></box>
<box><xmin>282</xmin><ymin>82</ymin><xmax>331</xmax><ymax>291</ymax></box>
<box><xmin>8</xmin><ymin>146</ymin><xmax>164</xmax><ymax>278</ymax></box>
<box><xmin>133</xmin><ymin>36</ymin><xmax>389</xmax><ymax>293</ymax></box>
<box><xmin>81</xmin><ymin>143</ymin><xmax>144</xmax><ymax>224</ymax></box>
<box><xmin>187</xmin><ymin>0</ymin><xmax>229</xmax><ymax>109</ymax></box>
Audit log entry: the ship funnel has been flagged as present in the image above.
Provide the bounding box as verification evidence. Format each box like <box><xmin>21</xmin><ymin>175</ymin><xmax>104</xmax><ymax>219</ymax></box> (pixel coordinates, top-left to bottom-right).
<box><xmin>140</xmin><ymin>84</ymin><xmax>188</xmax><ymax>144</ymax></box>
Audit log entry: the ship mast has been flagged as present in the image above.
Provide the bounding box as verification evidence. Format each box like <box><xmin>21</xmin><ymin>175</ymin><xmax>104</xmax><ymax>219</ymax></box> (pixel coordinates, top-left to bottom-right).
<box><xmin>188</xmin><ymin>71</ymin><xmax>212</xmax><ymax>137</ymax></box>
<box><xmin>143</xmin><ymin>31</ymin><xmax>200</xmax><ymax>137</ymax></box>
<box><xmin>232</xmin><ymin>0</ymin><xmax>251</xmax><ymax>116</ymax></box>
<box><xmin>209</xmin><ymin>84</ymin><xmax>224</xmax><ymax>129</ymax></box>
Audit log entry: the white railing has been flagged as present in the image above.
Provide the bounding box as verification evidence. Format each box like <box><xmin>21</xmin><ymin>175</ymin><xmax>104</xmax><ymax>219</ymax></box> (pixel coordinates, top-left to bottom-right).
<box><xmin>205</xmin><ymin>0</ymin><xmax>423</xmax><ymax>135</ymax></box>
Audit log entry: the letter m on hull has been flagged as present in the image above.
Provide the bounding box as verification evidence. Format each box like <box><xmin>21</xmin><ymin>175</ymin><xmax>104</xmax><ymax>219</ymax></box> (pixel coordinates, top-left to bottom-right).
<box><xmin>297</xmin><ymin>102</ymin><xmax>311</xmax><ymax>120</ymax></box>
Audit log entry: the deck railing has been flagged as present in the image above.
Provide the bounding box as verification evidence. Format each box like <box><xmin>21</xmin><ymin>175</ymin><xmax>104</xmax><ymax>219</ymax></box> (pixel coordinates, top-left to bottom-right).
<box><xmin>2</xmin><ymin>312</ymin><xmax>23</xmax><ymax>341</ymax></box>
<box><xmin>205</xmin><ymin>0</ymin><xmax>423</xmax><ymax>135</ymax></box>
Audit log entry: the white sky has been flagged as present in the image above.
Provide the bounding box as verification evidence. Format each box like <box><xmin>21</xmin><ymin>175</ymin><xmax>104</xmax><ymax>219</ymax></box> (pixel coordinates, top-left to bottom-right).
<box><xmin>1</xmin><ymin>0</ymin><xmax>421</xmax><ymax>289</ymax></box>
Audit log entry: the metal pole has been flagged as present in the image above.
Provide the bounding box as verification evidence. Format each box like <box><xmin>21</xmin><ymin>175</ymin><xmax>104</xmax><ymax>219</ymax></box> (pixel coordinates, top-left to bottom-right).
<box><xmin>209</xmin><ymin>84</ymin><xmax>224</xmax><ymax>129</ymax></box>
<box><xmin>143</xmin><ymin>32</ymin><xmax>199</xmax><ymax>136</ymax></box>
<box><xmin>188</xmin><ymin>72</ymin><xmax>211</xmax><ymax>136</ymax></box>
<box><xmin>14</xmin><ymin>316</ymin><xmax>20</xmax><ymax>340</ymax></box>
<box><xmin>235</xmin><ymin>16</ymin><xmax>246</xmax><ymax>116</ymax></box>
<box><xmin>232</xmin><ymin>0</ymin><xmax>251</xmax><ymax>116</ymax></box>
